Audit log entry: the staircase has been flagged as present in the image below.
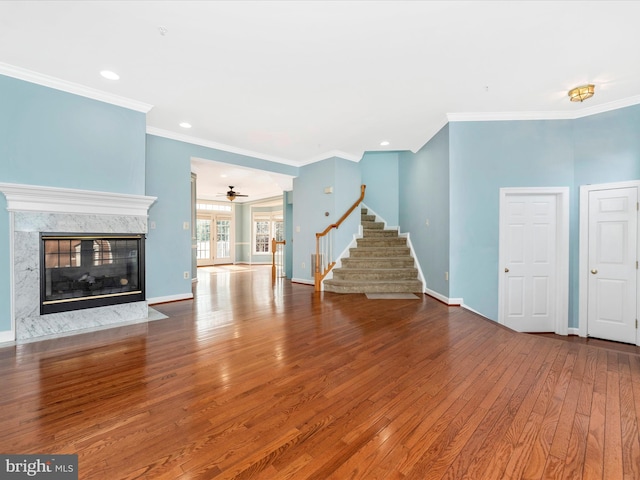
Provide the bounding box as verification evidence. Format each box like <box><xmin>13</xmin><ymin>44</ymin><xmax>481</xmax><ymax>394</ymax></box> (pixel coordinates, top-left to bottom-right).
<box><xmin>323</xmin><ymin>208</ymin><xmax>423</xmax><ymax>294</ymax></box>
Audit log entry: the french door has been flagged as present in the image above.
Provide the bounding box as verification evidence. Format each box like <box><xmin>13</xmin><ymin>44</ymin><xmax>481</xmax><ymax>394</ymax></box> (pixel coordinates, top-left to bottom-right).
<box><xmin>196</xmin><ymin>214</ymin><xmax>232</xmax><ymax>266</ymax></box>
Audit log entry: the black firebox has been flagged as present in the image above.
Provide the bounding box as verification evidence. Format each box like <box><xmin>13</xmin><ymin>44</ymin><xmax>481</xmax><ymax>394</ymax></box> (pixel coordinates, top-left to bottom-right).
<box><xmin>40</xmin><ymin>233</ymin><xmax>145</xmax><ymax>315</ymax></box>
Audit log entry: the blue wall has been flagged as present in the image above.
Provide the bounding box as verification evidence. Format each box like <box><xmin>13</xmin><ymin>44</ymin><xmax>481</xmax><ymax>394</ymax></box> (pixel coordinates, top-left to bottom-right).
<box><xmin>145</xmin><ymin>135</ymin><xmax>298</xmax><ymax>300</ymax></box>
<box><xmin>444</xmin><ymin>106</ymin><xmax>640</xmax><ymax>327</ymax></box>
<box><xmin>360</xmin><ymin>152</ymin><xmax>399</xmax><ymax>226</ymax></box>
<box><xmin>448</xmin><ymin>120</ymin><xmax>575</xmax><ymax>320</ymax></box>
<box><xmin>2</xmin><ymin>74</ymin><xmax>639</xmax><ymax>337</ymax></box>
<box><xmin>399</xmin><ymin>124</ymin><xmax>450</xmax><ymax>297</ymax></box>
<box><xmin>292</xmin><ymin>157</ymin><xmax>362</xmax><ymax>282</ymax></box>
<box><xmin>0</xmin><ymin>75</ymin><xmax>146</xmax><ymax>334</ymax></box>
<box><xmin>145</xmin><ymin>135</ymin><xmax>194</xmax><ymax>300</ymax></box>
<box><xmin>333</xmin><ymin>158</ymin><xmax>362</xmax><ymax>252</ymax></box>
<box><xmin>235</xmin><ymin>203</ymin><xmax>249</xmax><ymax>263</ymax></box>
<box><xmin>0</xmin><ymin>76</ymin><xmax>146</xmax><ymax>193</ymax></box>
<box><xmin>573</xmin><ymin>105</ymin><xmax>640</xmax><ymax>185</ymax></box>
<box><xmin>284</xmin><ymin>191</ymin><xmax>293</xmax><ymax>278</ymax></box>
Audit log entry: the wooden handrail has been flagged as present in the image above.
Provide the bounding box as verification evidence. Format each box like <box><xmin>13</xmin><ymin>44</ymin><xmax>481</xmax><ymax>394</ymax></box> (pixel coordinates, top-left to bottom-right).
<box><xmin>314</xmin><ymin>185</ymin><xmax>366</xmax><ymax>291</ymax></box>
<box><xmin>316</xmin><ymin>185</ymin><xmax>367</xmax><ymax>237</ymax></box>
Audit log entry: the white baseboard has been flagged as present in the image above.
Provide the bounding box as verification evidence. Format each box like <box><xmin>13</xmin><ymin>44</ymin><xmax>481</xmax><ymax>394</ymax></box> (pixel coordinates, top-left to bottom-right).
<box><xmin>0</xmin><ymin>329</ymin><xmax>15</xmax><ymax>344</ymax></box>
<box><xmin>424</xmin><ymin>288</ymin><xmax>462</xmax><ymax>306</ymax></box>
<box><xmin>567</xmin><ymin>327</ymin><xmax>580</xmax><ymax>336</ymax></box>
<box><xmin>461</xmin><ymin>303</ymin><xmax>492</xmax><ymax>319</ymax></box>
<box><xmin>147</xmin><ymin>293</ymin><xmax>194</xmax><ymax>305</ymax></box>
<box><xmin>291</xmin><ymin>277</ymin><xmax>314</xmax><ymax>286</ymax></box>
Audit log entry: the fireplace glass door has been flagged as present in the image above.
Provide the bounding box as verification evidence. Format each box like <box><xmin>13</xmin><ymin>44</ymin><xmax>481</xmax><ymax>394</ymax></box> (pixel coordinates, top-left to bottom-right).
<box><xmin>40</xmin><ymin>233</ymin><xmax>145</xmax><ymax>314</ymax></box>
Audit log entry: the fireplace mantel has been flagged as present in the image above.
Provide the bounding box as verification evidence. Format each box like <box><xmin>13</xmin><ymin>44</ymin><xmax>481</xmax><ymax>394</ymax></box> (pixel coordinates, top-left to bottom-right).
<box><xmin>0</xmin><ymin>183</ymin><xmax>157</xmax><ymax>343</ymax></box>
<box><xmin>0</xmin><ymin>183</ymin><xmax>156</xmax><ymax>216</ymax></box>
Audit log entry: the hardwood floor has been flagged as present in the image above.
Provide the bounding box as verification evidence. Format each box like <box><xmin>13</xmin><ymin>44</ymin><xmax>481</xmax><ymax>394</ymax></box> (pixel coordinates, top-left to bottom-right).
<box><xmin>1</xmin><ymin>265</ymin><xmax>639</xmax><ymax>479</ymax></box>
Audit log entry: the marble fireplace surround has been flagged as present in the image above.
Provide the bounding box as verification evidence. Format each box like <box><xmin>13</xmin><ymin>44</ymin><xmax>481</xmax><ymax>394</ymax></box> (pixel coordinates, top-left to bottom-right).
<box><xmin>0</xmin><ymin>183</ymin><xmax>157</xmax><ymax>343</ymax></box>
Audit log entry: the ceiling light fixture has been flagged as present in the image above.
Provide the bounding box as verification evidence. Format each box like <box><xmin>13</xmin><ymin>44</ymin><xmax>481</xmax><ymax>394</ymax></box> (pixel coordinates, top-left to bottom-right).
<box><xmin>568</xmin><ymin>84</ymin><xmax>595</xmax><ymax>102</ymax></box>
<box><xmin>100</xmin><ymin>70</ymin><xmax>120</xmax><ymax>81</ymax></box>
<box><xmin>380</xmin><ymin>140</ymin><xmax>390</xmax><ymax>146</ymax></box>
<box><xmin>179</xmin><ymin>122</ymin><xmax>192</xmax><ymax>129</ymax></box>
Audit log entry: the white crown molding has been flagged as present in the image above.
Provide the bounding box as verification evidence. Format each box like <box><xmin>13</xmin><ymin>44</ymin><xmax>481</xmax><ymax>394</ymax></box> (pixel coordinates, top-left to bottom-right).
<box><xmin>146</xmin><ymin>126</ymin><xmax>301</xmax><ymax>167</ymax></box>
<box><xmin>571</xmin><ymin>94</ymin><xmax>640</xmax><ymax>119</ymax></box>
<box><xmin>298</xmin><ymin>149</ymin><xmax>363</xmax><ymax>165</ymax></box>
<box><xmin>0</xmin><ymin>183</ymin><xmax>157</xmax><ymax>216</ymax></box>
<box><xmin>146</xmin><ymin>127</ymin><xmax>365</xmax><ymax>167</ymax></box>
<box><xmin>447</xmin><ymin>94</ymin><xmax>640</xmax><ymax>123</ymax></box>
<box><xmin>0</xmin><ymin>62</ymin><xmax>153</xmax><ymax>113</ymax></box>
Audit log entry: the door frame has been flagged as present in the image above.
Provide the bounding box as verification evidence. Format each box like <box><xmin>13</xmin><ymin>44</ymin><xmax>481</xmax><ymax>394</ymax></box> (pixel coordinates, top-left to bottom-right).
<box><xmin>212</xmin><ymin>214</ymin><xmax>233</xmax><ymax>265</ymax></box>
<box><xmin>196</xmin><ymin>213</ymin><xmax>235</xmax><ymax>266</ymax></box>
<box><xmin>196</xmin><ymin>214</ymin><xmax>215</xmax><ymax>266</ymax></box>
<box><xmin>498</xmin><ymin>187</ymin><xmax>570</xmax><ymax>335</ymax></box>
<box><xmin>578</xmin><ymin>180</ymin><xmax>640</xmax><ymax>343</ymax></box>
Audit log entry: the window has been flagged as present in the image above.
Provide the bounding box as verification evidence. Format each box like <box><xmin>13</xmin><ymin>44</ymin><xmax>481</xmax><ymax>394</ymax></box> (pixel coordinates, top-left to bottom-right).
<box><xmin>196</xmin><ymin>202</ymin><xmax>232</xmax><ymax>212</ymax></box>
<box><xmin>253</xmin><ymin>211</ymin><xmax>283</xmax><ymax>254</ymax></box>
<box><xmin>196</xmin><ymin>218</ymin><xmax>211</xmax><ymax>260</ymax></box>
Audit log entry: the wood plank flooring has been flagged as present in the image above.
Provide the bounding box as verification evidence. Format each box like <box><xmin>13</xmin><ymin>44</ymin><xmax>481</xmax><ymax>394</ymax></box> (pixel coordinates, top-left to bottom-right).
<box><xmin>1</xmin><ymin>265</ymin><xmax>639</xmax><ymax>479</ymax></box>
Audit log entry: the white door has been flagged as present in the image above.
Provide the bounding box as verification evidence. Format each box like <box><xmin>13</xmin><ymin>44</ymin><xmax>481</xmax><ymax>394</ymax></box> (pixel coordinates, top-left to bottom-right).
<box><xmin>213</xmin><ymin>216</ymin><xmax>232</xmax><ymax>265</ymax></box>
<box><xmin>197</xmin><ymin>215</ymin><xmax>233</xmax><ymax>266</ymax></box>
<box><xmin>587</xmin><ymin>187</ymin><xmax>638</xmax><ymax>343</ymax></box>
<box><xmin>501</xmin><ymin>194</ymin><xmax>558</xmax><ymax>332</ymax></box>
<box><xmin>196</xmin><ymin>215</ymin><xmax>214</xmax><ymax>266</ymax></box>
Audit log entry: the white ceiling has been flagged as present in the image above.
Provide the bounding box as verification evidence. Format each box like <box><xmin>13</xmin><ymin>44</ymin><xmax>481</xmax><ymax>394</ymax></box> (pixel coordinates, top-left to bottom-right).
<box><xmin>2</xmin><ymin>1</ymin><xmax>640</xmax><ymax>199</ymax></box>
<box><xmin>190</xmin><ymin>158</ymin><xmax>293</xmax><ymax>204</ymax></box>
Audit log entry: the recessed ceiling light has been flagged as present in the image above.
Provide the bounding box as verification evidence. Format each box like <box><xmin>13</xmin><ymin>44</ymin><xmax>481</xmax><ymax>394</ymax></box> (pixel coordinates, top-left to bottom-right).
<box><xmin>100</xmin><ymin>70</ymin><xmax>120</xmax><ymax>80</ymax></box>
<box><xmin>380</xmin><ymin>140</ymin><xmax>390</xmax><ymax>146</ymax></box>
<box><xmin>179</xmin><ymin>122</ymin><xmax>192</xmax><ymax>129</ymax></box>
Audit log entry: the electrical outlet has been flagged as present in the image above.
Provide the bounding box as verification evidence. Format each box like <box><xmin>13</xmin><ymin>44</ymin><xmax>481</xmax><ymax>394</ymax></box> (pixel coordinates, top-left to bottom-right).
<box><xmin>183</xmin><ymin>222</ymin><xmax>190</xmax><ymax>230</ymax></box>
<box><xmin>183</xmin><ymin>271</ymin><xmax>190</xmax><ymax>279</ymax></box>
<box><xmin>445</xmin><ymin>271</ymin><xmax>449</xmax><ymax>281</ymax></box>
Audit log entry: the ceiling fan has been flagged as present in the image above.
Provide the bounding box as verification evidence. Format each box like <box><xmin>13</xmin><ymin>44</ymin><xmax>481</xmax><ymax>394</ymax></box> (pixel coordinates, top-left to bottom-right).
<box><xmin>217</xmin><ymin>186</ymin><xmax>248</xmax><ymax>202</ymax></box>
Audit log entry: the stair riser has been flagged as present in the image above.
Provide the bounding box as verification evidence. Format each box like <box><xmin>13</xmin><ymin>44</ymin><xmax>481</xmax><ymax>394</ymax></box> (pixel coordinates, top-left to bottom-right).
<box><xmin>361</xmin><ymin>215</ymin><xmax>376</xmax><ymax>222</ymax></box>
<box><xmin>333</xmin><ymin>272</ymin><xmax>419</xmax><ymax>281</ymax></box>
<box><xmin>349</xmin><ymin>248</ymin><xmax>411</xmax><ymax>257</ymax></box>
<box><xmin>361</xmin><ymin>222</ymin><xmax>384</xmax><ymax>230</ymax></box>
<box><xmin>342</xmin><ymin>259</ymin><xmax>414</xmax><ymax>268</ymax></box>
<box><xmin>357</xmin><ymin>238</ymin><xmax>407</xmax><ymax>247</ymax></box>
<box><xmin>363</xmin><ymin>230</ymin><xmax>398</xmax><ymax>237</ymax></box>
<box><xmin>324</xmin><ymin>282</ymin><xmax>423</xmax><ymax>294</ymax></box>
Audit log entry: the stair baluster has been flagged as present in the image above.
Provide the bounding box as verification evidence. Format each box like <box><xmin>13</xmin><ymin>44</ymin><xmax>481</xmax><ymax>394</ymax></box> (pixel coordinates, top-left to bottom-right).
<box><xmin>314</xmin><ymin>185</ymin><xmax>366</xmax><ymax>291</ymax></box>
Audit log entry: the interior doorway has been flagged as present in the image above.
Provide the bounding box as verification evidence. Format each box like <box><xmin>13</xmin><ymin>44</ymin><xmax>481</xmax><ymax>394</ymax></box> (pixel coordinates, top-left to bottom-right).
<box><xmin>498</xmin><ymin>187</ymin><xmax>569</xmax><ymax>334</ymax></box>
<box><xmin>579</xmin><ymin>181</ymin><xmax>639</xmax><ymax>345</ymax></box>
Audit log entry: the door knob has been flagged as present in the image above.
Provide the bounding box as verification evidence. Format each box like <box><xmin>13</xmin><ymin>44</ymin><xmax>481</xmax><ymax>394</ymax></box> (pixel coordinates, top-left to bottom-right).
<box><xmin>591</xmin><ymin>269</ymin><xmax>598</xmax><ymax>274</ymax></box>
<box><xmin>504</xmin><ymin>267</ymin><xmax>509</xmax><ymax>273</ymax></box>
